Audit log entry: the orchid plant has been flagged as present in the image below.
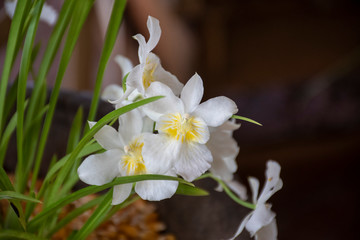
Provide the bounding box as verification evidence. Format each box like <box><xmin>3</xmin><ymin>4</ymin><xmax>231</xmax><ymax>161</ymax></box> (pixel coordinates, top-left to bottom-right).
<box><xmin>0</xmin><ymin>1</ymin><xmax>282</xmax><ymax>240</ymax></box>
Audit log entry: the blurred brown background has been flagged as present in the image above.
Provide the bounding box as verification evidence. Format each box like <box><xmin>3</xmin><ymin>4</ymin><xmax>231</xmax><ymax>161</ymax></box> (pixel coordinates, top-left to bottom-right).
<box><xmin>1</xmin><ymin>0</ymin><xmax>360</xmax><ymax>239</ymax></box>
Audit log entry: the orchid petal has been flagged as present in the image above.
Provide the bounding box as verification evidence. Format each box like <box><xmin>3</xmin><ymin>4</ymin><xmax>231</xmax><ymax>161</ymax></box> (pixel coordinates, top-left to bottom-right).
<box><xmin>226</xmin><ymin>180</ymin><xmax>248</xmax><ymax>200</ymax></box>
<box><xmin>114</xmin><ymin>55</ymin><xmax>133</xmax><ymax>78</ymax></box>
<box><xmin>147</xmin><ymin>53</ymin><xmax>183</xmax><ymax>96</ymax></box>
<box><xmin>142</xmin><ymin>133</ymin><xmax>180</xmax><ymax>174</ymax></box>
<box><xmin>78</xmin><ymin>149</ymin><xmax>123</xmax><ymax>186</ymax></box>
<box><xmin>157</xmin><ymin>114</ymin><xmax>210</xmax><ymax>144</ymax></box>
<box><xmin>101</xmin><ymin>84</ymin><xmax>123</xmax><ymax>102</ymax></box>
<box><xmin>88</xmin><ymin>122</ymin><xmax>124</xmax><ymax>150</ymax></box>
<box><xmin>208</xmin><ymin>122</ymin><xmax>239</xmax><ymax>181</ymax></box>
<box><xmin>142</xmin><ymin>116</ymin><xmax>154</xmax><ymax>133</ymax></box>
<box><xmin>181</xmin><ymin>73</ymin><xmax>204</xmax><ymax>113</ymax></box>
<box><xmin>229</xmin><ymin>212</ymin><xmax>253</xmax><ymax>240</ymax></box>
<box><xmin>217</xmin><ymin>119</ymin><xmax>241</xmax><ymax>132</ymax></box>
<box><xmin>133</xmin><ymin>34</ymin><xmax>147</xmax><ymax>63</ymax></box>
<box><xmin>193</xmin><ymin>96</ymin><xmax>238</xmax><ymax>127</ymax></box>
<box><xmin>248</xmin><ymin>177</ymin><xmax>260</xmax><ymax>204</ymax></box>
<box><xmin>146</xmin><ymin>16</ymin><xmax>161</xmax><ymax>56</ymax></box>
<box><xmin>112</xmin><ymin>183</ymin><xmax>133</xmax><ymax>205</ymax></box>
<box><xmin>143</xmin><ymin>82</ymin><xmax>184</xmax><ymax>121</ymax></box>
<box><xmin>254</xmin><ymin>219</ymin><xmax>278</xmax><ymax>240</ymax></box>
<box><xmin>5</xmin><ymin>1</ymin><xmax>57</xmax><ymax>26</ymax></box>
<box><xmin>257</xmin><ymin>160</ymin><xmax>283</xmax><ymax>204</ymax></box>
<box><xmin>40</xmin><ymin>3</ymin><xmax>58</xmax><ymax>26</ymax></box>
<box><xmin>118</xmin><ymin>108</ymin><xmax>143</xmax><ymax>143</ymax></box>
<box><xmin>4</xmin><ymin>0</ymin><xmax>16</xmax><ymax>19</ymax></box>
<box><xmin>135</xmin><ymin>172</ymin><xmax>178</xmax><ymax>201</ymax></box>
<box><xmin>126</xmin><ymin>64</ymin><xmax>146</xmax><ymax>95</ymax></box>
<box><xmin>246</xmin><ymin>204</ymin><xmax>276</xmax><ymax>237</ymax></box>
<box><xmin>175</xmin><ymin>143</ymin><xmax>213</xmax><ymax>182</ymax></box>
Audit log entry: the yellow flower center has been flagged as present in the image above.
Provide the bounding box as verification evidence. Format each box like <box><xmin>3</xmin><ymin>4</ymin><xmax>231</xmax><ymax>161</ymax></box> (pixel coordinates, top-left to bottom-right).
<box><xmin>142</xmin><ymin>58</ymin><xmax>157</xmax><ymax>90</ymax></box>
<box><xmin>121</xmin><ymin>139</ymin><xmax>146</xmax><ymax>175</ymax></box>
<box><xmin>160</xmin><ymin>113</ymin><xmax>203</xmax><ymax>143</ymax></box>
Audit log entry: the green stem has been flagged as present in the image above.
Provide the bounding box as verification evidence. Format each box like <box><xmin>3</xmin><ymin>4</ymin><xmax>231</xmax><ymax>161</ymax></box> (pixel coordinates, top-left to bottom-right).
<box><xmin>198</xmin><ymin>173</ymin><xmax>256</xmax><ymax>210</ymax></box>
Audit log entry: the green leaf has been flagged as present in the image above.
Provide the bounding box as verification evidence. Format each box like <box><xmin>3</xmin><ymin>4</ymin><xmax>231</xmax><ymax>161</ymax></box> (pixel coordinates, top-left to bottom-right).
<box><xmin>0</xmin><ymin>0</ymin><xmax>28</xmax><ymax>137</ymax></box>
<box><xmin>46</xmin><ymin>195</ymin><xmax>105</xmax><ymax>237</ymax></box>
<box><xmin>0</xmin><ymin>191</ymin><xmax>42</xmax><ymax>203</ymax></box>
<box><xmin>122</xmin><ymin>72</ymin><xmax>129</xmax><ymax>92</ymax></box>
<box><xmin>2</xmin><ymin>77</ymin><xmax>18</xmax><ymax>130</ymax></box>
<box><xmin>87</xmin><ymin>0</ymin><xmax>127</xmax><ymax>122</ymax></box>
<box><xmin>30</xmin><ymin>0</ymin><xmax>94</xmax><ymax>193</ymax></box>
<box><xmin>46</xmin><ymin>96</ymin><xmax>164</xmax><ymax>204</ymax></box>
<box><xmin>66</xmin><ymin>107</ymin><xmax>84</xmax><ymax>154</ymax></box>
<box><xmin>15</xmin><ymin>0</ymin><xmax>44</xmax><ymax>193</ymax></box>
<box><xmin>37</xmin><ymin>142</ymin><xmax>103</xmax><ymax>201</ymax></box>
<box><xmin>25</xmin><ymin>0</ymin><xmax>75</xmax><ymax>130</ymax></box>
<box><xmin>28</xmin><ymin>174</ymin><xmax>191</xmax><ymax>231</ymax></box>
<box><xmin>103</xmin><ymin>195</ymin><xmax>139</xmax><ymax>222</ymax></box>
<box><xmin>0</xmin><ymin>105</ymin><xmax>21</xmax><ymax>166</ymax></box>
<box><xmin>232</xmin><ymin>115</ymin><xmax>262</xmax><ymax>126</ymax></box>
<box><xmin>175</xmin><ymin>183</ymin><xmax>209</xmax><ymax>196</ymax></box>
<box><xmin>0</xmin><ymin>230</ymin><xmax>46</xmax><ymax>240</ymax></box>
<box><xmin>0</xmin><ymin>167</ymin><xmax>14</xmax><ymax>192</ymax></box>
<box><xmin>69</xmin><ymin>190</ymin><xmax>113</xmax><ymax>240</ymax></box>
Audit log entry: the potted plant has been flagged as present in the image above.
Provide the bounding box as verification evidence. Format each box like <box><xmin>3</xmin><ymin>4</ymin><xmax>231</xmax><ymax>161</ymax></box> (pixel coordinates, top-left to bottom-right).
<box><xmin>0</xmin><ymin>1</ymin><xmax>282</xmax><ymax>239</ymax></box>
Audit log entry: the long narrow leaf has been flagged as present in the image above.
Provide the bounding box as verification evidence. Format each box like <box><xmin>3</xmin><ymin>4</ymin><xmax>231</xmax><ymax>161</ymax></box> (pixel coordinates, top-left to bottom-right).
<box><xmin>0</xmin><ymin>0</ymin><xmax>28</xmax><ymax>137</ymax></box>
<box><xmin>0</xmin><ymin>102</ymin><xmax>24</xmax><ymax>166</ymax></box>
<box><xmin>232</xmin><ymin>115</ymin><xmax>262</xmax><ymax>126</ymax></box>
<box><xmin>66</xmin><ymin>107</ymin><xmax>83</xmax><ymax>153</ymax></box>
<box><xmin>15</xmin><ymin>0</ymin><xmax>44</xmax><ymax>193</ymax></box>
<box><xmin>28</xmin><ymin>174</ymin><xmax>192</xmax><ymax>231</ymax></box>
<box><xmin>0</xmin><ymin>191</ymin><xmax>42</xmax><ymax>203</ymax></box>
<box><xmin>0</xmin><ymin>167</ymin><xmax>26</xmax><ymax>230</ymax></box>
<box><xmin>46</xmin><ymin>195</ymin><xmax>105</xmax><ymax>237</ymax></box>
<box><xmin>175</xmin><ymin>183</ymin><xmax>209</xmax><ymax>196</ymax></box>
<box><xmin>30</xmin><ymin>0</ymin><xmax>95</xmax><ymax>193</ymax></box>
<box><xmin>25</xmin><ymin>0</ymin><xmax>75</xmax><ymax>131</ymax></box>
<box><xmin>0</xmin><ymin>230</ymin><xmax>46</xmax><ymax>240</ymax></box>
<box><xmin>87</xmin><ymin>0</ymin><xmax>127</xmax><ymax>122</ymax></box>
<box><xmin>37</xmin><ymin>142</ymin><xmax>103</xmax><ymax>200</ymax></box>
<box><xmin>46</xmin><ymin>96</ymin><xmax>163</xmax><ymax>204</ymax></box>
<box><xmin>69</xmin><ymin>190</ymin><xmax>113</xmax><ymax>240</ymax></box>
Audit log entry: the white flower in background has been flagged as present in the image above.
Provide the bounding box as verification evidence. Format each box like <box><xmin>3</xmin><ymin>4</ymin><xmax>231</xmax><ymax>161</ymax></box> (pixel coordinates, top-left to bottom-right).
<box><xmin>4</xmin><ymin>0</ymin><xmax>58</xmax><ymax>26</ymax></box>
<box><xmin>77</xmin><ymin>109</ymin><xmax>178</xmax><ymax>205</ymax></box>
<box><xmin>208</xmin><ymin>120</ymin><xmax>247</xmax><ymax>200</ymax></box>
<box><xmin>102</xmin><ymin>55</ymin><xmax>140</xmax><ymax>103</ymax></box>
<box><xmin>101</xmin><ymin>84</ymin><xmax>124</xmax><ymax>102</ymax></box>
<box><xmin>230</xmin><ymin>160</ymin><xmax>283</xmax><ymax>240</ymax></box>
<box><xmin>124</xmin><ymin>16</ymin><xmax>183</xmax><ymax>99</ymax></box>
<box><xmin>114</xmin><ymin>55</ymin><xmax>134</xmax><ymax>79</ymax></box>
<box><xmin>142</xmin><ymin>73</ymin><xmax>238</xmax><ymax>182</ymax></box>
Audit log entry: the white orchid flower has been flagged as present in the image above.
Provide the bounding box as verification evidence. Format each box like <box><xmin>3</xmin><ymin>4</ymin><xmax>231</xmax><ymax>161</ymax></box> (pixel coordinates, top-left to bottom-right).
<box><xmin>208</xmin><ymin>120</ymin><xmax>240</xmax><ymax>182</ymax></box>
<box><xmin>5</xmin><ymin>0</ymin><xmax>58</xmax><ymax>26</ymax></box>
<box><xmin>77</xmin><ymin>109</ymin><xmax>178</xmax><ymax>205</ymax></box>
<box><xmin>142</xmin><ymin>73</ymin><xmax>238</xmax><ymax>182</ymax></box>
<box><xmin>102</xmin><ymin>56</ymin><xmax>141</xmax><ymax>103</ymax></box>
<box><xmin>123</xmin><ymin>16</ymin><xmax>183</xmax><ymax>100</ymax></box>
<box><xmin>114</xmin><ymin>55</ymin><xmax>133</xmax><ymax>79</ymax></box>
<box><xmin>208</xmin><ymin>120</ymin><xmax>247</xmax><ymax>200</ymax></box>
<box><xmin>101</xmin><ymin>84</ymin><xmax>124</xmax><ymax>102</ymax></box>
<box><xmin>230</xmin><ymin>160</ymin><xmax>283</xmax><ymax>240</ymax></box>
